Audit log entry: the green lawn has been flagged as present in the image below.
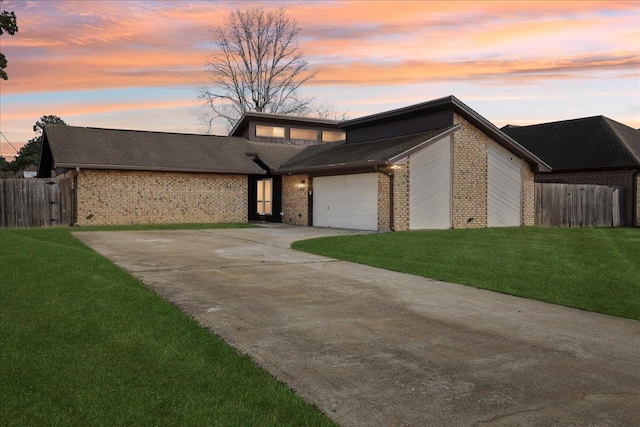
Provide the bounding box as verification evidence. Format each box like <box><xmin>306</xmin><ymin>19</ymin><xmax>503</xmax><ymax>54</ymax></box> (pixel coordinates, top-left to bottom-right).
<box><xmin>0</xmin><ymin>224</ymin><xmax>334</xmax><ymax>427</ymax></box>
<box><xmin>292</xmin><ymin>227</ymin><xmax>640</xmax><ymax>321</ymax></box>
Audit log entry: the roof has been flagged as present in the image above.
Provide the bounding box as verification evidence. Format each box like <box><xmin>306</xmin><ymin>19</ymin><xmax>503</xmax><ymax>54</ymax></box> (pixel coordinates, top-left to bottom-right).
<box><xmin>230</xmin><ymin>111</ymin><xmax>342</xmax><ymax>137</ymax></box>
<box><xmin>43</xmin><ymin>125</ymin><xmax>304</xmax><ymax>174</ymax></box>
<box><xmin>501</xmin><ymin>116</ymin><xmax>640</xmax><ymax>171</ymax></box>
<box><xmin>278</xmin><ymin>126</ymin><xmax>459</xmax><ymax>173</ymax></box>
<box><xmin>342</xmin><ymin>95</ymin><xmax>551</xmax><ymax>172</ymax></box>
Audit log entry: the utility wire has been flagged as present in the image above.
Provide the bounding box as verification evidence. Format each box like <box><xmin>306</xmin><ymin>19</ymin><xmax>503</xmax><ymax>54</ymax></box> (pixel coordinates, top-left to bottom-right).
<box><xmin>0</xmin><ymin>131</ymin><xmax>20</xmax><ymax>159</ymax></box>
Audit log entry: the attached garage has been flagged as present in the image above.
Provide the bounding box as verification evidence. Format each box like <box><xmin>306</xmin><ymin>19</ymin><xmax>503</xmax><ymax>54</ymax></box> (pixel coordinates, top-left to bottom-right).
<box><xmin>312</xmin><ymin>173</ymin><xmax>378</xmax><ymax>230</ymax></box>
<box><xmin>488</xmin><ymin>140</ymin><xmax>522</xmax><ymax>227</ymax></box>
<box><xmin>410</xmin><ymin>135</ymin><xmax>452</xmax><ymax>229</ymax></box>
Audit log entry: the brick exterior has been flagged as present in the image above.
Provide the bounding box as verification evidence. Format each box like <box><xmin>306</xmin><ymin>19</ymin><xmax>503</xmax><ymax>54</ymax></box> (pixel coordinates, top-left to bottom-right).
<box><xmin>392</xmin><ymin>164</ymin><xmax>410</xmax><ymax>231</ymax></box>
<box><xmin>535</xmin><ymin>169</ymin><xmax>638</xmax><ymax>226</ymax></box>
<box><xmin>522</xmin><ymin>162</ymin><xmax>535</xmax><ymax>226</ymax></box>
<box><xmin>378</xmin><ymin>172</ymin><xmax>391</xmax><ymax>231</ymax></box>
<box><xmin>451</xmin><ymin>114</ymin><xmax>489</xmax><ymax>228</ymax></box>
<box><xmin>281</xmin><ymin>174</ymin><xmax>309</xmax><ymax>226</ymax></box>
<box><xmin>76</xmin><ymin>169</ymin><xmax>247</xmax><ymax>226</ymax></box>
<box><xmin>636</xmin><ymin>174</ymin><xmax>640</xmax><ymax>227</ymax></box>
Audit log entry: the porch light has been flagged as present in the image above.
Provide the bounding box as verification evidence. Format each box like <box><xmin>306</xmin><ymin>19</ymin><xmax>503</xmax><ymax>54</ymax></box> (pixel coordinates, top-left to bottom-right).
<box><xmin>297</xmin><ymin>179</ymin><xmax>306</xmax><ymax>189</ymax></box>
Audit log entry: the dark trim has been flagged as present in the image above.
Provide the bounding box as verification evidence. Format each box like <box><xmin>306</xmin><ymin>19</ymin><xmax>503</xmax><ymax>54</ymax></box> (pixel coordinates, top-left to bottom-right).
<box><xmin>248</xmin><ymin>174</ymin><xmax>282</xmax><ymax>223</ymax></box>
<box><xmin>72</xmin><ymin>169</ymin><xmax>78</xmax><ymax>226</ymax></box>
<box><xmin>54</xmin><ymin>163</ymin><xmax>264</xmax><ymax>175</ymax></box>
<box><xmin>277</xmin><ymin>161</ymin><xmax>383</xmax><ymax>175</ymax></box>
<box><xmin>305</xmin><ymin>165</ymin><xmax>380</xmax><ymax>178</ymax></box>
<box><xmin>307</xmin><ymin>176</ymin><xmax>313</xmax><ymax>226</ymax></box>
<box><xmin>341</xmin><ymin>95</ymin><xmax>551</xmax><ymax>173</ymax></box>
<box><xmin>230</xmin><ymin>112</ymin><xmax>341</xmax><ymax>137</ymax></box>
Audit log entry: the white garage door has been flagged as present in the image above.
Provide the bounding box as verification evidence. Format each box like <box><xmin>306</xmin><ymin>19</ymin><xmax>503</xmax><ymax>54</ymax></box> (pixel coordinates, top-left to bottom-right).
<box><xmin>313</xmin><ymin>173</ymin><xmax>378</xmax><ymax>230</ymax></box>
<box><xmin>410</xmin><ymin>135</ymin><xmax>451</xmax><ymax>229</ymax></box>
<box><xmin>488</xmin><ymin>140</ymin><xmax>522</xmax><ymax>227</ymax></box>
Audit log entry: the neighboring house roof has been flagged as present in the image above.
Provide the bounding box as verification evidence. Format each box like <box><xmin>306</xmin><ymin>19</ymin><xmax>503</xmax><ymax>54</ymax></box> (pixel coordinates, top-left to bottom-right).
<box><xmin>342</xmin><ymin>95</ymin><xmax>551</xmax><ymax>172</ymax></box>
<box><xmin>230</xmin><ymin>111</ymin><xmax>342</xmax><ymax>137</ymax></box>
<box><xmin>501</xmin><ymin>116</ymin><xmax>640</xmax><ymax>171</ymax></box>
<box><xmin>41</xmin><ymin>125</ymin><xmax>304</xmax><ymax>175</ymax></box>
<box><xmin>278</xmin><ymin>125</ymin><xmax>459</xmax><ymax>173</ymax></box>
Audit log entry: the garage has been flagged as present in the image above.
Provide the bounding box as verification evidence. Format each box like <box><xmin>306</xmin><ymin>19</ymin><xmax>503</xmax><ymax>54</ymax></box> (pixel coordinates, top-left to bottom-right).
<box><xmin>410</xmin><ymin>135</ymin><xmax>452</xmax><ymax>229</ymax></box>
<box><xmin>488</xmin><ymin>140</ymin><xmax>522</xmax><ymax>227</ymax></box>
<box><xmin>312</xmin><ymin>173</ymin><xmax>378</xmax><ymax>230</ymax></box>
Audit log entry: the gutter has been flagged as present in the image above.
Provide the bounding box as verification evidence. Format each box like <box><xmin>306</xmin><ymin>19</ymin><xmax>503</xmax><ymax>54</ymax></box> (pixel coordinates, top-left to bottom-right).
<box><xmin>276</xmin><ymin>160</ymin><xmax>385</xmax><ymax>175</ymax></box>
<box><xmin>55</xmin><ymin>163</ymin><xmax>266</xmax><ymax>175</ymax></box>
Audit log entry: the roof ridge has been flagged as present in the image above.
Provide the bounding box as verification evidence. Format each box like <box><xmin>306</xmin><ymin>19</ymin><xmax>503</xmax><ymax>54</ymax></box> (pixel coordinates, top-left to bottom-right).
<box><xmin>506</xmin><ymin>115</ymin><xmax>606</xmax><ymax>129</ymax></box>
<box><xmin>601</xmin><ymin>117</ymin><xmax>640</xmax><ymax>164</ymax></box>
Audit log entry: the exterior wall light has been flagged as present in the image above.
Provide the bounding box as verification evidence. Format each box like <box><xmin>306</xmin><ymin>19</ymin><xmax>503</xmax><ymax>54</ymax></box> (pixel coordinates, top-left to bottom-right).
<box><xmin>297</xmin><ymin>179</ymin><xmax>306</xmax><ymax>189</ymax></box>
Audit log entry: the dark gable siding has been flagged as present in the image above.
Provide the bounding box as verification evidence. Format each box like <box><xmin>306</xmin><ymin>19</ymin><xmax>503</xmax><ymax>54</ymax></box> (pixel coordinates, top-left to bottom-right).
<box><xmin>346</xmin><ymin>111</ymin><xmax>453</xmax><ymax>144</ymax></box>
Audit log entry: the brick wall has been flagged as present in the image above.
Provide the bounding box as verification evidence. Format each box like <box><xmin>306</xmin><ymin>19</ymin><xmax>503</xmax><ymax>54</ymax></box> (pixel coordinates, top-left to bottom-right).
<box><xmin>76</xmin><ymin>169</ymin><xmax>247</xmax><ymax>226</ymax></box>
<box><xmin>452</xmin><ymin>114</ymin><xmax>488</xmax><ymax>228</ymax></box>
<box><xmin>393</xmin><ymin>164</ymin><xmax>410</xmax><ymax>231</ymax></box>
<box><xmin>535</xmin><ymin>169</ymin><xmax>637</xmax><ymax>226</ymax></box>
<box><xmin>378</xmin><ymin>172</ymin><xmax>391</xmax><ymax>231</ymax></box>
<box><xmin>281</xmin><ymin>174</ymin><xmax>309</xmax><ymax>226</ymax></box>
<box><xmin>522</xmin><ymin>162</ymin><xmax>535</xmax><ymax>226</ymax></box>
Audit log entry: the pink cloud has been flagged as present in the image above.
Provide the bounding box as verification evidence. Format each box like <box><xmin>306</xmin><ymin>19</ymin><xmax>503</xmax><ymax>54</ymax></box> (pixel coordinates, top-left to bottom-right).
<box><xmin>3</xmin><ymin>0</ymin><xmax>637</xmax><ymax>96</ymax></box>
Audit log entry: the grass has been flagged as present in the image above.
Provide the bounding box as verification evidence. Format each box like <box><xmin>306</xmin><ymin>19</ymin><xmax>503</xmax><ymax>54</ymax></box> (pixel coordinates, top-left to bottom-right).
<box><xmin>0</xmin><ymin>224</ymin><xmax>335</xmax><ymax>427</ymax></box>
<box><xmin>292</xmin><ymin>227</ymin><xmax>640</xmax><ymax>321</ymax></box>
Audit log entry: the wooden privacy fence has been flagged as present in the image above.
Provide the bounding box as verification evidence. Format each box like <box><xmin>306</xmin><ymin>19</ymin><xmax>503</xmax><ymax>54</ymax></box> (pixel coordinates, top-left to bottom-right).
<box><xmin>0</xmin><ymin>177</ymin><xmax>73</xmax><ymax>228</ymax></box>
<box><xmin>535</xmin><ymin>183</ymin><xmax>624</xmax><ymax>227</ymax></box>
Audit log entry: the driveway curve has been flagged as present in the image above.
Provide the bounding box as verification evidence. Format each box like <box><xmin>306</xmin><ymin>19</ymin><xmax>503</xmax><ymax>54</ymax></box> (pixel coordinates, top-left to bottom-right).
<box><xmin>75</xmin><ymin>224</ymin><xmax>640</xmax><ymax>427</ymax></box>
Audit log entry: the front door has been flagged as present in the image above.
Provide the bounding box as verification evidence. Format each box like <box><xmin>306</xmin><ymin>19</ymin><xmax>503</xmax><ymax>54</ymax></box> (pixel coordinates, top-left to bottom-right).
<box><xmin>249</xmin><ymin>175</ymin><xmax>282</xmax><ymax>222</ymax></box>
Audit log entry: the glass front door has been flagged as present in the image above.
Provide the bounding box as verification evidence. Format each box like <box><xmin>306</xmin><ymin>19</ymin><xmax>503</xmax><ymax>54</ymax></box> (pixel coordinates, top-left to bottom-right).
<box><xmin>257</xmin><ymin>178</ymin><xmax>273</xmax><ymax>216</ymax></box>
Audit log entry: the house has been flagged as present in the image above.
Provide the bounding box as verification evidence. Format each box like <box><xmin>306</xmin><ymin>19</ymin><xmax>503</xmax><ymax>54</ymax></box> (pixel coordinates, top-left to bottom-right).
<box><xmin>38</xmin><ymin>95</ymin><xmax>549</xmax><ymax>230</ymax></box>
<box><xmin>502</xmin><ymin>116</ymin><xmax>640</xmax><ymax>226</ymax></box>
<box><xmin>22</xmin><ymin>165</ymin><xmax>38</xmax><ymax>178</ymax></box>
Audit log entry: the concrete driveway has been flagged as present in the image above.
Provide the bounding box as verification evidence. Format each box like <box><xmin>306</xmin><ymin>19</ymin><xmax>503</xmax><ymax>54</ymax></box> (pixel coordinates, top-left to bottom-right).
<box><xmin>75</xmin><ymin>224</ymin><xmax>640</xmax><ymax>427</ymax></box>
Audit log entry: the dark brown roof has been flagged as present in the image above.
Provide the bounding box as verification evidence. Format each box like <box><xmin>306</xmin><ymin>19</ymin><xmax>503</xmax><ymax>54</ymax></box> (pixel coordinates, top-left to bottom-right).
<box><xmin>501</xmin><ymin>116</ymin><xmax>640</xmax><ymax>171</ymax></box>
<box><xmin>342</xmin><ymin>95</ymin><xmax>551</xmax><ymax>172</ymax></box>
<box><xmin>278</xmin><ymin>126</ymin><xmax>458</xmax><ymax>173</ymax></box>
<box><xmin>43</xmin><ymin>125</ymin><xmax>304</xmax><ymax>174</ymax></box>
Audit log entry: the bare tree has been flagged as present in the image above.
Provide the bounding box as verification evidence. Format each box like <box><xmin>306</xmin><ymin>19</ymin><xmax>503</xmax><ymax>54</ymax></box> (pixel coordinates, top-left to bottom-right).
<box><xmin>198</xmin><ymin>8</ymin><xmax>318</xmax><ymax>131</ymax></box>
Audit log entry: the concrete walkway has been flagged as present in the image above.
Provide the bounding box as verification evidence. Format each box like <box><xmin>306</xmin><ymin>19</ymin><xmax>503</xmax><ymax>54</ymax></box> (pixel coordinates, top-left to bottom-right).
<box><xmin>75</xmin><ymin>224</ymin><xmax>640</xmax><ymax>427</ymax></box>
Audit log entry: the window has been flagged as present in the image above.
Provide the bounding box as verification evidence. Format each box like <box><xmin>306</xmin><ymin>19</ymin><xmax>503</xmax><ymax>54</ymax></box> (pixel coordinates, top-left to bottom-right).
<box><xmin>257</xmin><ymin>179</ymin><xmax>273</xmax><ymax>215</ymax></box>
<box><xmin>322</xmin><ymin>130</ymin><xmax>346</xmax><ymax>142</ymax></box>
<box><xmin>290</xmin><ymin>128</ymin><xmax>318</xmax><ymax>141</ymax></box>
<box><xmin>256</xmin><ymin>125</ymin><xmax>285</xmax><ymax>138</ymax></box>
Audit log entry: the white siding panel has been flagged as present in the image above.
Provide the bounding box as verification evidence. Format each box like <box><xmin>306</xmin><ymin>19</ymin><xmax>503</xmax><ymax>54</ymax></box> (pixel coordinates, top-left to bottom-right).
<box><xmin>488</xmin><ymin>140</ymin><xmax>522</xmax><ymax>227</ymax></box>
<box><xmin>410</xmin><ymin>135</ymin><xmax>451</xmax><ymax>229</ymax></box>
<box><xmin>313</xmin><ymin>173</ymin><xmax>378</xmax><ymax>230</ymax></box>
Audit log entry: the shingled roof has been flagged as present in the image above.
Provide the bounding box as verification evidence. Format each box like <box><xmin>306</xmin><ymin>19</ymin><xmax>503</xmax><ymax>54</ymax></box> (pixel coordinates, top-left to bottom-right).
<box><xmin>501</xmin><ymin>116</ymin><xmax>640</xmax><ymax>171</ymax></box>
<box><xmin>278</xmin><ymin>125</ymin><xmax>459</xmax><ymax>173</ymax></box>
<box><xmin>41</xmin><ymin>125</ymin><xmax>304</xmax><ymax>175</ymax></box>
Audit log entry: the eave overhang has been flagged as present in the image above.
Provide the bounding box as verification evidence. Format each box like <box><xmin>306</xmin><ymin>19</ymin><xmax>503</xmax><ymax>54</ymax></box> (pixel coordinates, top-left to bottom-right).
<box><xmin>54</xmin><ymin>163</ymin><xmax>265</xmax><ymax>175</ymax></box>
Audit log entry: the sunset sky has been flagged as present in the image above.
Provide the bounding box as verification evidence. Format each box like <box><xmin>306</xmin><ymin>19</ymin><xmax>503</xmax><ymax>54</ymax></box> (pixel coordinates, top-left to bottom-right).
<box><xmin>1</xmin><ymin>0</ymin><xmax>639</xmax><ymax>160</ymax></box>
